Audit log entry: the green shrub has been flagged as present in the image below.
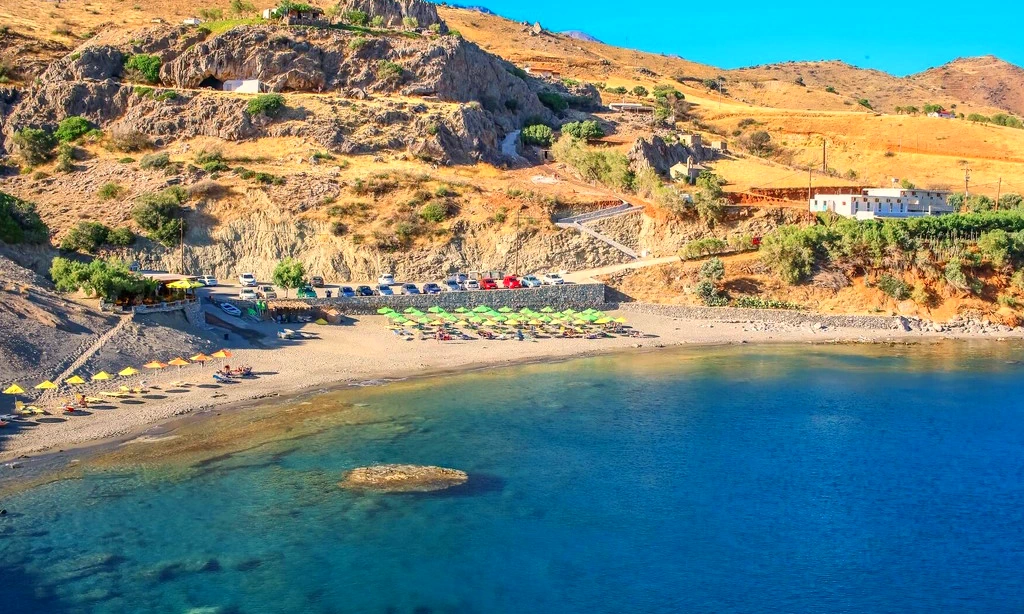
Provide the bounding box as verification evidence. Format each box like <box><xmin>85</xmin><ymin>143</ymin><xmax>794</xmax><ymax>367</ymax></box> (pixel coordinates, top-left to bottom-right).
<box><xmin>124</xmin><ymin>53</ymin><xmax>161</xmax><ymax>84</ymax></box>
<box><xmin>154</xmin><ymin>90</ymin><xmax>178</xmax><ymax>102</ymax></box>
<box><xmin>106</xmin><ymin>227</ymin><xmax>135</xmax><ymax>246</ymax></box>
<box><xmin>551</xmin><ymin>134</ymin><xmax>633</xmax><ymax>191</ymax></box>
<box><xmin>234</xmin><ymin>166</ymin><xmax>255</xmax><ymax>180</ymax></box>
<box><xmin>700</xmin><ymin>257</ymin><xmax>725</xmax><ymax>282</ymax></box>
<box><xmin>537</xmin><ymin>91</ymin><xmax>567</xmax><ymax>112</ymax></box>
<box><xmin>944</xmin><ymin>258</ymin><xmax>970</xmax><ymax>292</ymax></box>
<box><xmin>419</xmin><ymin>201</ymin><xmax>449</xmax><ymax>223</ymax></box>
<box><xmin>195</xmin><ymin>149</ymin><xmax>229</xmax><ymax>172</ymax></box>
<box><xmin>521</xmin><ymin>124</ymin><xmax>554</xmax><ymax>147</ymax></box>
<box><xmin>733</xmin><ymin>296</ymin><xmax>802</xmax><ymax>310</ymax></box>
<box><xmin>434</xmin><ymin>185</ymin><xmax>456</xmax><ymax>198</ymax></box>
<box><xmin>133</xmin><ymin>85</ymin><xmax>154</xmax><ymax>98</ymax></box>
<box><xmin>508</xmin><ymin>66</ymin><xmax>528</xmax><ymax>80</ymax></box>
<box><xmin>109</xmin><ymin>127</ymin><xmax>151</xmax><ymax>152</ymax></box>
<box><xmin>631</xmin><ymin>85</ymin><xmax>648</xmax><ymax>97</ymax></box>
<box><xmin>376</xmin><ymin>60</ymin><xmax>403</xmax><ymax>82</ymax></box>
<box><xmin>254</xmin><ymin>172</ymin><xmax>285</xmax><ymax>185</ymax></box>
<box><xmin>55</xmin><ymin>143</ymin><xmax>75</xmax><ymax>173</ymax></box>
<box><xmin>348</xmin><ymin>36</ymin><xmax>367</xmax><ymax>51</ymax></box>
<box><xmin>342</xmin><ymin>9</ymin><xmax>367</xmax><ymax>25</ymax></box>
<box><xmin>402</xmin><ymin>16</ymin><xmax>418</xmax><ymax>28</ymax></box>
<box><xmin>60</xmin><ymin>221</ymin><xmax>110</xmax><ymax>253</ymax></box>
<box><xmin>139</xmin><ymin>152</ymin><xmax>170</xmax><ymax>169</ymax></box>
<box><xmin>759</xmin><ymin>225</ymin><xmax>815</xmax><ymax>284</ymax></box>
<box><xmin>13</xmin><ymin>128</ymin><xmax>56</xmax><ymax>165</ymax></box>
<box><xmin>825</xmin><ymin>85</ymin><xmax>837</xmax><ymax>94</ymax></box>
<box><xmin>55</xmin><ymin>116</ymin><xmax>92</xmax><ymax>143</ymax></box>
<box><xmin>857</xmin><ymin>98</ymin><xmax>872</xmax><ymax>110</ymax></box>
<box><xmin>876</xmin><ymin>274</ymin><xmax>911</xmax><ymax>300</ymax></box>
<box><xmin>681</xmin><ymin>237</ymin><xmax>727</xmax><ymax>259</ymax></box>
<box><xmin>50</xmin><ymin>256</ymin><xmax>154</xmax><ymax>300</ymax></box>
<box><xmin>245</xmin><ymin>93</ymin><xmax>285</xmax><ymax>117</ymax></box>
<box><xmin>132</xmin><ymin>187</ymin><xmax>187</xmax><ymax>246</ymax></box>
<box><xmin>98</xmin><ymin>182</ymin><xmax>125</xmax><ymax>200</ymax></box>
<box><xmin>370</xmin><ymin>15</ymin><xmax>384</xmax><ymax>27</ymax></box>
<box><xmin>561</xmin><ymin>120</ymin><xmax>604</xmax><ymax>140</ymax></box>
<box><xmin>0</xmin><ymin>191</ymin><xmax>49</xmax><ymax>244</ymax></box>
<box><xmin>118</xmin><ymin>157</ymin><xmax>135</xmax><ymax>164</ymax></box>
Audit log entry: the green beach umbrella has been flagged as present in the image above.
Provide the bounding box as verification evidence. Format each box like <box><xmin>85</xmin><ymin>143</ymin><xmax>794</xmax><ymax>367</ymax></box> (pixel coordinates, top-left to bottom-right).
<box><xmin>469</xmin><ymin>316</ymin><xmax>484</xmax><ymax>323</ymax></box>
<box><xmin>539</xmin><ymin>315</ymin><xmax>552</xmax><ymax>322</ymax></box>
<box><xmin>497</xmin><ymin>306</ymin><xmax>513</xmax><ymax>313</ymax></box>
<box><xmin>562</xmin><ymin>309</ymin><xmax>576</xmax><ymax>315</ymax></box>
<box><xmin>376</xmin><ymin>307</ymin><xmax>395</xmax><ymax>314</ymax></box>
<box><xmin>428</xmin><ymin>306</ymin><xmax>446</xmax><ymax>314</ymax></box>
<box><xmin>540</xmin><ymin>306</ymin><xmax>555</xmax><ymax>313</ymax></box>
<box><xmin>454</xmin><ymin>307</ymin><xmax>468</xmax><ymax>313</ymax></box>
<box><xmin>472</xmin><ymin>305</ymin><xmax>491</xmax><ymax>313</ymax></box>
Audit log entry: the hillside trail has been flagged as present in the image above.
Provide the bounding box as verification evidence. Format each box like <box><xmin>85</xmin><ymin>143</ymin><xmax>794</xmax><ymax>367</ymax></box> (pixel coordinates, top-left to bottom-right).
<box><xmin>38</xmin><ymin>314</ymin><xmax>132</xmax><ymax>403</ymax></box>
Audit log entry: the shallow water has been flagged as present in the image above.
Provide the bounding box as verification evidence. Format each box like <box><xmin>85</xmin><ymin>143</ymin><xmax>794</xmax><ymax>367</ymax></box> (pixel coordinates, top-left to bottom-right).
<box><xmin>3</xmin><ymin>342</ymin><xmax>1024</xmax><ymax>613</ymax></box>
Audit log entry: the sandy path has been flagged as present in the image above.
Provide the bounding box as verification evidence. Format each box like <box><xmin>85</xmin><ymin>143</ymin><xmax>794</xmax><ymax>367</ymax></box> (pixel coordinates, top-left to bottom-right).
<box><xmin>2</xmin><ymin>310</ymin><xmax>1019</xmax><ymax>463</ymax></box>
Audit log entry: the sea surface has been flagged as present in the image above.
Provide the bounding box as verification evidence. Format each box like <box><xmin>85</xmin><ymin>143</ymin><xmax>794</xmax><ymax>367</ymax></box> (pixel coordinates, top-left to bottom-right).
<box><xmin>3</xmin><ymin>342</ymin><xmax>1024</xmax><ymax>613</ymax></box>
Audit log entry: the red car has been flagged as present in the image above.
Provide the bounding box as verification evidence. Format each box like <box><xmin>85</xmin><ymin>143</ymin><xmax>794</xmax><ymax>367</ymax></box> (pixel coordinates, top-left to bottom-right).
<box><xmin>480</xmin><ymin>277</ymin><xmax>498</xmax><ymax>290</ymax></box>
<box><xmin>502</xmin><ymin>275</ymin><xmax>522</xmax><ymax>289</ymax></box>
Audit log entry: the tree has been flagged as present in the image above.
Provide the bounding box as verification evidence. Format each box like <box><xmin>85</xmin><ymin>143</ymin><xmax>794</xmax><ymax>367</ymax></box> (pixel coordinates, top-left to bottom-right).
<box><xmin>521</xmin><ymin>124</ymin><xmax>554</xmax><ymax>146</ymax></box>
<box><xmin>748</xmin><ymin>130</ymin><xmax>771</xmax><ymax>154</ymax></box>
<box><xmin>132</xmin><ymin>187</ymin><xmax>187</xmax><ymax>246</ymax></box>
<box><xmin>631</xmin><ymin>85</ymin><xmax>648</xmax><ymax>98</ymax></box>
<box><xmin>402</xmin><ymin>16</ymin><xmax>418</xmax><ymax>29</ymax></box>
<box><xmin>123</xmin><ymin>54</ymin><xmax>161</xmax><ymax>84</ymax></box>
<box><xmin>55</xmin><ymin>116</ymin><xmax>92</xmax><ymax>143</ymax></box>
<box><xmin>50</xmin><ymin>257</ymin><xmax>154</xmax><ymax>301</ymax></box>
<box><xmin>700</xmin><ymin>257</ymin><xmax>725</xmax><ymax>282</ymax></box>
<box><xmin>760</xmin><ymin>225</ymin><xmax>815</xmax><ymax>284</ymax></box>
<box><xmin>343</xmin><ymin>9</ymin><xmax>368</xmax><ymax>25</ymax></box>
<box><xmin>230</xmin><ymin>0</ymin><xmax>257</xmax><ymax>15</ymax></box>
<box><xmin>60</xmin><ymin>221</ymin><xmax>110</xmax><ymax>253</ymax></box>
<box><xmin>560</xmin><ymin>120</ymin><xmax>603</xmax><ymax>140</ymax></box>
<box><xmin>13</xmin><ymin>128</ymin><xmax>56</xmax><ymax>165</ymax></box>
<box><xmin>900</xmin><ymin>178</ymin><xmax>916</xmax><ymax>190</ymax></box>
<box><xmin>696</xmin><ymin>257</ymin><xmax>727</xmax><ymax>305</ymax></box>
<box><xmin>272</xmin><ymin>257</ymin><xmax>305</xmax><ymax>296</ymax></box>
<box><xmin>0</xmin><ymin>191</ymin><xmax>49</xmax><ymax>244</ymax></box>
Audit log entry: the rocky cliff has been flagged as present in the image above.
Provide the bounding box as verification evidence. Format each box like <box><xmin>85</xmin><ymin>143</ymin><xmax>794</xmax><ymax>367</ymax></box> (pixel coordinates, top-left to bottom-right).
<box><xmin>627</xmin><ymin>135</ymin><xmax>711</xmax><ymax>176</ymax></box>
<box><xmin>336</xmin><ymin>0</ymin><xmax>448</xmax><ymax>32</ymax></box>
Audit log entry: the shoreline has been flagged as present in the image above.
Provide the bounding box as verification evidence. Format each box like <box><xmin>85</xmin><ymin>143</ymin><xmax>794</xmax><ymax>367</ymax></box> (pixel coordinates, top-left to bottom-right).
<box><xmin>3</xmin><ymin>308</ymin><xmax>1022</xmax><ymax>487</ymax></box>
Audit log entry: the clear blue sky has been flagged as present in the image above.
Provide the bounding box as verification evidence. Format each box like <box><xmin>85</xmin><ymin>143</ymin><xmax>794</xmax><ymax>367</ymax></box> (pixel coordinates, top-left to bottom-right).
<box><xmin>443</xmin><ymin>0</ymin><xmax>1024</xmax><ymax>76</ymax></box>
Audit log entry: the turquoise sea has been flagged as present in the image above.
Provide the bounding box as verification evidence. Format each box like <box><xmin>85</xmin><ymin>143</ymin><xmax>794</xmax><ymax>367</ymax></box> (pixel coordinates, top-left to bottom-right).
<box><xmin>3</xmin><ymin>342</ymin><xmax>1024</xmax><ymax>613</ymax></box>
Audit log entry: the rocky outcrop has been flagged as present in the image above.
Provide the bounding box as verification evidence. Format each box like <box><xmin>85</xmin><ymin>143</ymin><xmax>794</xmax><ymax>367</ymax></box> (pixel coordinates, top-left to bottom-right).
<box><xmin>339</xmin><ymin>464</ymin><xmax>468</xmax><ymax>492</ymax></box>
<box><xmin>336</xmin><ymin>0</ymin><xmax>447</xmax><ymax>32</ymax></box>
<box><xmin>627</xmin><ymin>135</ymin><xmax>709</xmax><ymax>176</ymax></box>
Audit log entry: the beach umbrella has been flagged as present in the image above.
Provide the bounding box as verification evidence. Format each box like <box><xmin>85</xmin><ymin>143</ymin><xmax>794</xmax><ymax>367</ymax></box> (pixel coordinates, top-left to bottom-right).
<box><xmin>472</xmin><ymin>305</ymin><xmax>491</xmax><ymax>313</ymax></box>
<box><xmin>403</xmin><ymin>320</ymin><xmax>419</xmax><ymax>327</ymax></box>
<box><xmin>92</xmin><ymin>371</ymin><xmax>112</xmax><ymax>381</ymax></box>
<box><xmin>315</xmin><ymin>318</ymin><xmax>328</xmax><ymax>325</ymax></box>
<box><xmin>574</xmin><ymin>319</ymin><xmax>589</xmax><ymax>325</ymax></box>
<box><xmin>144</xmin><ymin>361</ymin><xmax>167</xmax><ymax>370</ymax></box>
<box><xmin>540</xmin><ymin>306</ymin><xmax>555</xmax><ymax>313</ymax></box>
<box><xmin>391</xmin><ymin>316</ymin><xmax>409</xmax><ymax>324</ymax></box>
<box><xmin>403</xmin><ymin>307</ymin><xmax>424</xmax><ymax>315</ymax></box>
<box><xmin>191</xmin><ymin>353</ymin><xmax>212</xmax><ymax>363</ymax></box>
<box><xmin>528</xmin><ymin>319</ymin><xmax>543</xmax><ymax>325</ymax></box>
<box><xmin>167</xmin><ymin>279</ymin><xmax>204</xmax><ymax>290</ymax></box>
<box><xmin>386</xmin><ymin>311</ymin><xmax>404</xmax><ymax>319</ymax></box>
<box><xmin>64</xmin><ymin>375</ymin><xmax>87</xmax><ymax>385</ymax></box>
<box><xmin>562</xmin><ymin>308</ymin><xmax>576</xmax><ymax>315</ymax></box>
<box><xmin>614</xmin><ymin>317</ymin><xmax>627</xmax><ymax>323</ymax></box>
<box><xmin>595</xmin><ymin>317</ymin><xmax>612</xmax><ymax>324</ymax></box>
<box><xmin>417</xmin><ymin>317</ymin><xmax>433</xmax><ymax>325</ymax></box>
<box><xmin>468</xmin><ymin>316</ymin><xmax>484</xmax><ymax>324</ymax></box>
<box><xmin>538</xmin><ymin>315</ymin><xmax>552</xmax><ymax>322</ymax></box>
<box><xmin>427</xmin><ymin>306</ymin><xmax>446</xmax><ymax>314</ymax></box>
<box><xmin>454</xmin><ymin>307</ymin><xmax>468</xmax><ymax>313</ymax></box>
<box><xmin>376</xmin><ymin>307</ymin><xmax>395</xmax><ymax>314</ymax></box>
<box><xmin>118</xmin><ymin>367</ymin><xmax>139</xmax><ymax>377</ymax></box>
<box><xmin>211</xmin><ymin>349</ymin><xmax>232</xmax><ymax>359</ymax></box>
<box><xmin>35</xmin><ymin>380</ymin><xmax>57</xmax><ymax>390</ymax></box>
<box><xmin>581</xmin><ymin>308</ymin><xmax>596</xmax><ymax>315</ymax></box>
<box><xmin>3</xmin><ymin>384</ymin><xmax>25</xmax><ymax>395</ymax></box>
<box><xmin>168</xmin><ymin>357</ymin><xmax>190</xmax><ymax>367</ymax></box>
<box><xmin>497</xmin><ymin>306</ymin><xmax>513</xmax><ymax>313</ymax></box>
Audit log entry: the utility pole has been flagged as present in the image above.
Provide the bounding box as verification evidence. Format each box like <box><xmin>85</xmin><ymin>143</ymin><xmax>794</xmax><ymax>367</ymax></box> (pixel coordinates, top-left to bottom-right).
<box><xmin>964</xmin><ymin>166</ymin><xmax>971</xmax><ymax>201</ymax></box>
<box><xmin>822</xmin><ymin>140</ymin><xmax>827</xmax><ymax>174</ymax></box>
<box><xmin>179</xmin><ymin>214</ymin><xmax>185</xmax><ymax>274</ymax></box>
<box><xmin>995</xmin><ymin>177</ymin><xmax>1002</xmax><ymax>210</ymax></box>
<box><xmin>514</xmin><ymin>205</ymin><xmax>522</xmax><ymax>276</ymax></box>
<box><xmin>808</xmin><ymin>165</ymin><xmax>813</xmax><ymax>201</ymax></box>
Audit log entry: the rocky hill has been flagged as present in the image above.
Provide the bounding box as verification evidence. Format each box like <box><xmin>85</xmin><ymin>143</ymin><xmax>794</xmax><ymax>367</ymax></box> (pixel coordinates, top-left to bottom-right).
<box><xmin>909</xmin><ymin>56</ymin><xmax>1024</xmax><ymax>117</ymax></box>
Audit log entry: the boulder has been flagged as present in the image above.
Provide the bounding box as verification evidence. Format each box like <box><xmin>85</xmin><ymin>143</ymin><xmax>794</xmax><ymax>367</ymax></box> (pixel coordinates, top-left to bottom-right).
<box><xmin>339</xmin><ymin>464</ymin><xmax>468</xmax><ymax>492</ymax></box>
<box><xmin>627</xmin><ymin>135</ymin><xmax>707</xmax><ymax>176</ymax></box>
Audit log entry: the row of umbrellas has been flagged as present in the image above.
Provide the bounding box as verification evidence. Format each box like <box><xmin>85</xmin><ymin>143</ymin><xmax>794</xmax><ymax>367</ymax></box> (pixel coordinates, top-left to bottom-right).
<box><xmin>2</xmin><ymin>349</ymin><xmax>233</xmax><ymax>398</ymax></box>
<box><xmin>376</xmin><ymin>305</ymin><xmax>626</xmax><ymax>327</ymax></box>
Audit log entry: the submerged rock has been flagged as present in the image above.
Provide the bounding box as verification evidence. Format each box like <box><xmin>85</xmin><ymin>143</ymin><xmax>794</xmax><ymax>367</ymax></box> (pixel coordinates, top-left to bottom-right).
<box><xmin>339</xmin><ymin>464</ymin><xmax>468</xmax><ymax>493</ymax></box>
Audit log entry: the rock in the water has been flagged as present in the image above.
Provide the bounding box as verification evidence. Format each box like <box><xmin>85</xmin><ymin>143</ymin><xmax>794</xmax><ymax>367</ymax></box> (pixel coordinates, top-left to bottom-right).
<box><xmin>339</xmin><ymin>464</ymin><xmax>468</xmax><ymax>493</ymax></box>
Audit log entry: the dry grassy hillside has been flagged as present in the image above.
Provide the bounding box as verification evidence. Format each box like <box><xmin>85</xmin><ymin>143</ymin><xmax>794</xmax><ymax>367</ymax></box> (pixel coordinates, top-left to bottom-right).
<box><xmin>910</xmin><ymin>56</ymin><xmax>1024</xmax><ymax>117</ymax></box>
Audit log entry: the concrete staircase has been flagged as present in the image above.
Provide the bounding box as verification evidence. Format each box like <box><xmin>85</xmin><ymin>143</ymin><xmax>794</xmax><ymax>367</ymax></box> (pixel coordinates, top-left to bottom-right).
<box><xmin>555</xmin><ymin>202</ymin><xmax>644</xmax><ymax>259</ymax></box>
<box><xmin>39</xmin><ymin>314</ymin><xmax>133</xmax><ymax>402</ymax></box>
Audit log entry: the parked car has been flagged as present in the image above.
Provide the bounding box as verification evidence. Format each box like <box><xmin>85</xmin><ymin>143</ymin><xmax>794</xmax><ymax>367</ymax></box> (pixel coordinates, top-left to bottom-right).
<box><xmin>480</xmin><ymin>278</ymin><xmax>498</xmax><ymax>290</ymax></box>
<box><xmin>238</xmin><ymin>273</ymin><xmax>258</xmax><ymax>287</ymax></box>
<box><xmin>339</xmin><ymin>286</ymin><xmax>356</xmax><ymax>298</ymax></box>
<box><xmin>377</xmin><ymin>284</ymin><xmax>394</xmax><ymax>296</ymax></box>
<box><xmin>377</xmin><ymin>273</ymin><xmax>395</xmax><ymax>286</ymax></box>
<box><xmin>310</xmin><ymin>276</ymin><xmax>325</xmax><ymax>288</ymax></box>
<box><xmin>197</xmin><ymin>274</ymin><xmax>218</xmax><ymax>287</ymax></box>
<box><xmin>219</xmin><ymin>302</ymin><xmax>242</xmax><ymax>317</ymax></box>
<box><xmin>502</xmin><ymin>275</ymin><xmax>522</xmax><ymax>289</ymax></box>
<box><xmin>520</xmin><ymin>275</ymin><xmax>542</xmax><ymax>288</ymax></box>
<box><xmin>238</xmin><ymin>288</ymin><xmax>258</xmax><ymax>300</ymax></box>
<box><xmin>401</xmin><ymin>283</ymin><xmax>420</xmax><ymax>295</ymax></box>
<box><xmin>257</xmin><ymin>285</ymin><xmax>277</xmax><ymax>299</ymax></box>
<box><xmin>422</xmin><ymin>282</ymin><xmax>442</xmax><ymax>294</ymax></box>
<box><xmin>296</xmin><ymin>285</ymin><xmax>317</xmax><ymax>299</ymax></box>
<box><xmin>541</xmin><ymin>272</ymin><xmax>565</xmax><ymax>285</ymax></box>
<box><xmin>450</xmin><ymin>273</ymin><xmax>469</xmax><ymax>284</ymax></box>
<box><xmin>356</xmin><ymin>285</ymin><xmax>375</xmax><ymax>296</ymax></box>
<box><xmin>464</xmin><ymin>279</ymin><xmax>481</xmax><ymax>291</ymax></box>
<box><xmin>443</xmin><ymin>280</ymin><xmax>462</xmax><ymax>292</ymax></box>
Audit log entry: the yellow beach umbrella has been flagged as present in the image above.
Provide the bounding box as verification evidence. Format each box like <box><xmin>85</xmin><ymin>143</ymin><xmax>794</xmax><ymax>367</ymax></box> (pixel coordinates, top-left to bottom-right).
<box><xmin>92</xmin><ymin>371</ymin><xmax>112</xmax><ymax>381</ymax></box>
<box><xmin>614</xmin><ymin>317</ymin><xmax>627</xmax><ymax>323</ymax></box>
<box><xmin>168</xmin><ymin>357</ymin><xmax>190</xmax><ymax>367</ymax></box>
<box><xmin>144</xmin><ymin>361</ymin><xmax>167</xmax><ymax>370</ymax></box>
<box><xmin>118</xmin><ymin>367</ymin><xmax>139</xmax><ymax>377</ymax></box>
<box><xmin>211</xmin><ymin>349</ymin><xmax>232</xmax><ymax>359</ymax></box>
<box><xmin>64</xmin><ymin>375</ymin><xmax>87</xmax><ymax>385</ymax></box>
<box><xmin>35</xmin><ymin>380</ymin><xmax>58</xmax><ymax>390</ymax></box>
<box><xmin>167</xmin><ymin>279</ymin><xmax>204</xmax><ymax>290</ymax></box>
<box><xmin>3</xmin><ymin>384</ymin><xmax>25</xmax><ymax>395</ymax></box>
<box><xmin>315</xmin><ymin>318</ymin><xmax>328</xmax><ymax>325</ymax></box>
<box><xmin>191</xmin><ymin>353</ymin><xmax>213</xmax><ymax>363</ymax></box>
<box><xmin>595</xmin><ymin>317</ymin><xmax>612</xmax><ymax>324</ymax></box>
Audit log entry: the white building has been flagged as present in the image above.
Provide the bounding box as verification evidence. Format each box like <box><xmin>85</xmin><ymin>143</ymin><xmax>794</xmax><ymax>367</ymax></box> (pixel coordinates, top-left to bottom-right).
<box><xmin>223</xmin><ymin>79</ymin><xmax>264</xmax><ymax>93</ymax></box>
<box><xmin>182</xmin><ymin>17</ymin><xmax>202</xmax><ymax>25</ymax></box>
<box><xmin>927</xmin><ymin>111</ymin><xmax>956</xmax><ymax>119</ymax></box>
<box><xmin>809</xmin><ymin>188</ymin><xmax>953</xmax><ymax>220</ymax></box>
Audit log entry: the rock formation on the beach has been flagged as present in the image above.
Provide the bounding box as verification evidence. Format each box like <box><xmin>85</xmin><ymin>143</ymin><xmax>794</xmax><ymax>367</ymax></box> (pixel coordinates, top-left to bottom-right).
<box><xmin>339</xmin><ymin>464</ymin><xmax>468</xmax><ymax>492</ymax></box>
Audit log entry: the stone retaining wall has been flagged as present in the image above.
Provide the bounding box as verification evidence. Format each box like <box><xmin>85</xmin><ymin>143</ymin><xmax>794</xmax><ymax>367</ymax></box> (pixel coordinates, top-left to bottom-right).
<box><xmin>618</xmin><ymin>302</ymin><xmax>905</xmax><ymax>330</ymax></box>
<box><xmin>243</xmin><ymin>283</ymin><xmax>608</xmax><ymax>315</ymax></box>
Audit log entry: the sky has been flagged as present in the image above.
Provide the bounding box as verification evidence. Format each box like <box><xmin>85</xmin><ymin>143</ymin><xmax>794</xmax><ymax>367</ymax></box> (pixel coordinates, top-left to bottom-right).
<box><xmin>443</xmin><ymin>0</ymin><xmax>1024</xmax><ymax>76</ymax></box>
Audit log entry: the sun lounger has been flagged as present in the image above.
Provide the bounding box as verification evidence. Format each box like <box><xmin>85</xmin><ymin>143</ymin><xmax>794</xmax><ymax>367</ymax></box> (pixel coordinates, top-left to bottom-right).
<box><xmin>85</xmin><ymin>396</ymin><xmax>104</xmax><ymax>403</ymax></box>
<box><xmin>102</xmin><ymin>391</ymin><xmax>129</xmax><ymax>398</ymax></box>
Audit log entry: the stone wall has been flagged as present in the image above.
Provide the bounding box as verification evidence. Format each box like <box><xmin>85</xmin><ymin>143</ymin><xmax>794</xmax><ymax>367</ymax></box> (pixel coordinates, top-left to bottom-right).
<box><xmin>240</xmin><ymin>283</ymin><xmax>607</xmax><ymax>315</ymax></box>
<box><xmin>618</xmin><ymin>302</ymin><xmax>906</xmax><ymax>330</ymax></box>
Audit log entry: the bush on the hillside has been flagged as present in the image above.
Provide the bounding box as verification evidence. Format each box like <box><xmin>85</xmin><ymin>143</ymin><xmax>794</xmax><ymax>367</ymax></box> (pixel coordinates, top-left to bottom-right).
<box><xmin>561</xmin><ymin>120</ymin><xmax>603</xmax><ymax>140</ymax></box>
<box><xmin>348</xmin><ymin>36</ymin><xmax>367</xmax><ymax>51</ymax></box>
<box><xmin>700</xmin><ymin>257</ymin><xmax>725</xmax><ymax>282</ymax></box>
<box><xmin>876</xmin><ymin>274</ymin><xmax>911</xmax><ymax>300</ymax></box>
<box><xmin>521</xmin><ymin>124</ymin><xmax>554</xmax><ymax>147</ymax></box>
<box><xmin>55</xmin><ymin>143</ymin><xmax>75</xmax><ymax>173</ymax></box>
<box><xmin>132</xmin><ymin>187</ymin><xmax>187</xmax><ymax>247</ymax></box>
<box><xmin>342</xmin><ymin>9</ymin><xmax>368</xmax><ymax>25</ymax></box>
<box><xmin>245</xmin><ymin>93</ymin><xmax>285</xmax><ymax>117</ymax></box>
<box><xmin>194</xmin><ymin>149</ymin><xmax>229</xmax><ymax>172</ymax></box>
<box><xmin>759</xmin><ymin>224</ymin><xmax>816</xmax><ymax>284</ymax></box>
<box><xmin>0</xmin><ymin>191</ymin><xmax>49</xmax><ymax>244</ymax></box>
<box><xmin>402</xmin><ymin>16</ymin><xmax>418</xmax><ymax>29</ymax></box>
<box><xmin>857</xmin><ymin>98</ymin><xmax>872</xmax><ymax>110</ymax></box>
<box><xmin>733</xmin><ymin>296</ymin><xmax>802</xmax><ymax>310</ymax></box>
<box><xmin>50</xmin><ymin>257</ymin><xmax>154</xmax><ymax>300</ymax></box>
<box><xmin>551</xmin><ymin>134</ymin><xmax>633</xmax><ymax>191</ymax></box>
<box><xmin>106</xmin><ymin>227</ymin><xmax>135</xmax><ymax>247</ymax></box>
<box><xmin>55</xmin><ymin>116</ymin><xmax>93</xmax><ymax>143</ymax></box>
<box><xmin>123</xmin><ymin>54</ymin><xmax>161</xmax><ymax>84</ymax></box>
<box><xmin>631</xmin><ymin>85</ymin><xmax>648</xmax><ymax>98</ymax></box>
<box><xmin>748</xmin><ymin>130</ymin><xmax>771</xmax><ymax>154</ymax></box>
<box><xmin>13</xmin><ymin>128</ymin><xmax>56</xmax><ymax>165</ymax></box>
<box><xmin>537</xmin><ymin>91</ymin><xmax>568</xmax><ymax>112</ymax></box>
<box><xmin>419</xmin><ymin>201</ymin><xmax>449</xmax><ymax>223</ymax></box>
<box><xmin>98</xmin><ymin>182</ymin><xmax>125</xmax><ymax>201</ymax></box>
<box><xmin>109</xmin><ymin>127</ymin><xmax>152</xmax><ymax>152</ymax></box>
<box><xmin>60</xmin><ymin>221</ymin><xmax>110</xmax><ymax>253</ymax></box>
<box><xmin>681</xmin><ymin>237</ymin><xmax>727</xmax><ymax>259</ymax></box>
<box><xmin>376</xmin><ymin>60</ymin><xmax>403</xmax><ymax>83</ymax></box>
<box><xmin>370</xmin><ymin>15</ymin><xmax>384</xmax><ymax>27</ymax></box>
<box><xmin>139</xmin><ymin>152</ymin><xmax>170</xmax><ymax>169</ymax></box>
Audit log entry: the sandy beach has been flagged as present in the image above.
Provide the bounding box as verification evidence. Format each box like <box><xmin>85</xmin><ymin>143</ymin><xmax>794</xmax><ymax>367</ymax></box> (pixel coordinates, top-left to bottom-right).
<box><xmin>2</xmin><ymin>307</ymin><xmax>1021</xmax><ymax>465</ymax></box>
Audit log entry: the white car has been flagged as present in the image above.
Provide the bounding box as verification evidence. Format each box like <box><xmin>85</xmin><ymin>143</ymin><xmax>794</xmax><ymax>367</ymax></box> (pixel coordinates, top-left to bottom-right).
<box><xmin>464</xmin><ymin>279</ymin><xmax>480</xmax><ymax>291</ymax></box>
<box><xmin>238</xmin><ymin>273</ymin><xmax>257</xmax><ymax>287</ymax></box>
<box><xmin>197</xmin><ymin>275</ymin><xmax>218</xmax><ymax>286</ymax></box>
<box><xmin>521</xmin><ymin>275</ymin><xmax>542</xmax><ymax>288</ymax></box>
<box><xmin>220</xmin><ymin>302</ymin><xmax>242</xmax><ymax>317</ymax></box>
<box><xmin>541</xmin><ymin>272</ymin><xmax>565</xmax><ymax>285</ymax></box>
<box><xmin>238</xmin><ymin>288</ymin><xmax>258</xmax><ymax>300</ymax></box>
<box><xmin>377</xmin><ymin>273</ymin><xmax>395</xmax><ymax>286</ymax></box>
